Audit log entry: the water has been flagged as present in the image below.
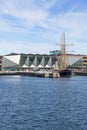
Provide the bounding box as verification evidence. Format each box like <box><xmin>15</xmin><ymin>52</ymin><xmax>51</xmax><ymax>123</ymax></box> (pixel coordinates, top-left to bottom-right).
<box><xmin>0</xmin><ymin>76</ymin><xmax>87</xmax><ymax>130</ymax></box>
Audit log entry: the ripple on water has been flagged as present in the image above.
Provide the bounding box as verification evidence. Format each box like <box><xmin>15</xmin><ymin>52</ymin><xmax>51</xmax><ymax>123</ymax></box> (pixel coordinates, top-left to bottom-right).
<box><xmin>0</xmin><ymin>76</ymin><xmax>87</xmax><ymax>130</ymax></box>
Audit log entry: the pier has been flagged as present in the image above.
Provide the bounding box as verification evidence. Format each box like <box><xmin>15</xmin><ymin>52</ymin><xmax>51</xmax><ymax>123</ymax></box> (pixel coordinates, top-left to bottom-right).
<box><xmin>74</xmin><ymin>70</ymin><xmax>87</xmax><ymax>76</ymax></box>
<box><xmin>1</xmin><ymin>70</ymin><xmax>87</xmax><ymax>77</ymax></box>
<box><xmin>0</xmin><ymin>71</ymin><xmax>60</xmax><ymax>78</ymax></box>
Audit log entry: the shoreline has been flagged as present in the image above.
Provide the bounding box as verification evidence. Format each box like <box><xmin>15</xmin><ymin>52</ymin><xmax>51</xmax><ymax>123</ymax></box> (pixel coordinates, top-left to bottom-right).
<box><xmin>0</xmin><ymin>70</ymin><xmax>87</xmax><ymax>77</ymax></box>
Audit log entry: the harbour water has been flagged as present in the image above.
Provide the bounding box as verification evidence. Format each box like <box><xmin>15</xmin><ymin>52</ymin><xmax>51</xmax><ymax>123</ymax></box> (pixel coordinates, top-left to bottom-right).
<box><xmin>0</xmin><ymin>76</ymin><xmax>87</xmax><ymax>130</ymax></box>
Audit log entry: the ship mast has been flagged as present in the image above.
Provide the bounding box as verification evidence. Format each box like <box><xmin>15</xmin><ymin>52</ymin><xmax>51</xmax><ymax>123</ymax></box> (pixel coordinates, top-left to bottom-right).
<box><xmin>59</xmin><ymin>32</ymin><xmax>67</xmax><ymax>70</ymax></box>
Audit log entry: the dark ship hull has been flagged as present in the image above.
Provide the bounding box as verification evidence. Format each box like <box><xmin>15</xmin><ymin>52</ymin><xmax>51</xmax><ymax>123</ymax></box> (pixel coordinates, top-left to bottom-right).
<box><xmin>59</xmin><ymin>69</ymin><xmax>72</xmax><ymax>77</ymax></box>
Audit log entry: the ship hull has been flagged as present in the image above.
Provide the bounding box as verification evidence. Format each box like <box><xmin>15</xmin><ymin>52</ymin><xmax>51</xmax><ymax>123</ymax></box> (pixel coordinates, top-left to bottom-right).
<box><xmin>59</xmin><ymin>69</ymin><xmax>72</xmax><ymax>77</ymax></box>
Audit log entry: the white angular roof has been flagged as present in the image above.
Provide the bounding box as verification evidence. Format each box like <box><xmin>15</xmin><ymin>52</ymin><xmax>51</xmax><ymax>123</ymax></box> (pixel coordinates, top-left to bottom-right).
<box><xmin>21</xmin><ymin>64</ymin><xmax>28</xmax><ymax>68</ymax></box>
<box><xmin>30</xmin><ymin>64</ymin><xmax>35</xmax><ymax>68</ymax></box>
<box><xmin>37</xmin><ymin>64</ymin><xmax>43</xmax><ymax>68</ymax></box>
<box><xmin>4</xmin><ymin>55</ymin><xmax>20</xmax><ymax>64</ymax></box>
<box><xmin>45</xmin><ymin>65</ymin><xmax>51</xmax><ymax>68</ymax></box>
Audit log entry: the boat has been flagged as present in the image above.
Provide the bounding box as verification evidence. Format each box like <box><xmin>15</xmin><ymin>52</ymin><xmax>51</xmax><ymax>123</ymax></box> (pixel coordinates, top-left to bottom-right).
<box><xmin>58</xmin><ymin>32</ymin><xmax>72</xmax><ymax>77</ymax></box>
<box><xmin>59</xmin><ymin>69</ymin><xmax>72</xmax><ymax>77</ymax></box>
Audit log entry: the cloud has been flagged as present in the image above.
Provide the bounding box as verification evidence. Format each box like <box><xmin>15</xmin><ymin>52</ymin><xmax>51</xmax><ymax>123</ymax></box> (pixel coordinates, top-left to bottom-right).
<box><xmin>0</xmin><ymin>0</ymin><xmax>87</xmax><ymax>54</ymax></box>
<box><xmin>0</xmin><ymin>39</ymin><xmax>55</xmax><ymax>55</ymax></box>
<box><xmin>0</xmin><ymin>0</ymin><xmax>50</xmax><ymax>32</ymax></box>
<box><xmin>0</xmin><ymin>0</ymin><xmax>86</xmax><ymax>36</ymax></box>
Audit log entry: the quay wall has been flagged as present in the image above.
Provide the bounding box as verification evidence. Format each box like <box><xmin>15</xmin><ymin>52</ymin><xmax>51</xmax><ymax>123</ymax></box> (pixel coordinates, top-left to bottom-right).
<box><xmin>1</xmin><ymin>71</ymin><xmax>87</xmax><ymax>77</ymax></box>
<box><xmin>74</xmin><ymin>71</ymin><xmax>87</xmax><ymax>76</ymax></box>
<box><xmin>0</xmin><ymin>71</ymin><xmax>60</xmax><ymax>78</ymax></box>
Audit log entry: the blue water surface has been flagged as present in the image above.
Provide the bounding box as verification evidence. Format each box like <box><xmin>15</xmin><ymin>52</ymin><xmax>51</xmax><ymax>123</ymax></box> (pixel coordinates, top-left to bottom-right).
<box><xmin>0</xmin><ymin>76</ymin><xmax>87</xmax><ymax>130</ymax></box>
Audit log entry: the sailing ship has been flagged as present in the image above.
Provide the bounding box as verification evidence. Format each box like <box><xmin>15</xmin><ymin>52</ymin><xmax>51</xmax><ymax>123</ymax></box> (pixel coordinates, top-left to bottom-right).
<box><xmin>58</xmin><ymin>32</ymin><xmax>72</xmax><ymax>77</ymax></box>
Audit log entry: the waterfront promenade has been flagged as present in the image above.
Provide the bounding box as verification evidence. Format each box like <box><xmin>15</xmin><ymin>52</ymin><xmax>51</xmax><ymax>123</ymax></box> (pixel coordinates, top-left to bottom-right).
<box><xmin>0</xmin><ymin>70</ymin><xmax>87</xmax><ymax>77</ymax></box>
<box><xmin>0</xmin><ymin>70</ymin><xmax>60</xmax><ymax>78</ymax></box>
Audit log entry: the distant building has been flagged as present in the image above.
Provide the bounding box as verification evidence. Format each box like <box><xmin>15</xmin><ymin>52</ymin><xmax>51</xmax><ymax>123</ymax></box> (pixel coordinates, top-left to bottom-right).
<box><xmin>2</xmin><ymin>54</ymin><xmax>20</xmax><ymax>71</ymax></box>
<box><xmin>50</xmin><ymin>50</ymin><xmax>61</xmax><ymax>55</ymax></box>
<box><xmin>83</xmin><ymin>56</ymin><xmax>87</xmax><ymax>66</ymax></box>
<box><xmin>2</xmin><ymin>53</ymin><xmax>86</xmax><ymax>71</ymax></box>
<box><xmin>2</xmin><ymin>54</ymin><xmax>55</xmax><ymax>71</ymax></box>
<box><xmin>0</xmin><ymin>56</ymin><xmax>2</xmax><ymax>71</ymax></box>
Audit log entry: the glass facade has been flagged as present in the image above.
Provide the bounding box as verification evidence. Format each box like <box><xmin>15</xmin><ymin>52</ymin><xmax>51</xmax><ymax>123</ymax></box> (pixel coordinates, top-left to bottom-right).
<box><xmin>2</xmin><ymin>53</ymin><xmax>84</xmax><ymax>71</ymax></box>
<box><xmin>50</xmin><ymin>50</ymin><xmax>61</xmax><ymax>55</ymax></box>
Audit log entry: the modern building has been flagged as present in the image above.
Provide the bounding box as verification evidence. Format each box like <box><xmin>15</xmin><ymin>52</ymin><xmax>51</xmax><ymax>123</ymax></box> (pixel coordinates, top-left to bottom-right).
<box><xmin>50</xmin><ymin>50</ymin><xmax>61</xmax><ymax>55</ymax></box>
<box><xmin>2</xmin><ymin>53</ymin><xmax>20</xmax><ymax>71</ymax></box>
<box><xmin>2</xmin><ymin>52</ymin><xmax>86</xmax><ymax>71</ymax></box>
<box><xmin>83</xmin><ymin>56</ymin><xmax>87</xmax><ymax>66</ymax></box>
<box><xmin>2</xmin><ymin>53</ymin><xmax>56</xmax><ymax>71</ymax></box>
<box><xmin>0</xmin><ymin>56</ymin><xmax>2</xmax><ymax>71</ymax></box>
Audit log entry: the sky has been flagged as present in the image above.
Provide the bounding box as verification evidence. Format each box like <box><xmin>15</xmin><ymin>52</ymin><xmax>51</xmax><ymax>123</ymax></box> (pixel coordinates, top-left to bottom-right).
<box><xmin>0</xmin><ymin>0</ymin><xmax>87</xmax><ymax>55</ymax></box>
